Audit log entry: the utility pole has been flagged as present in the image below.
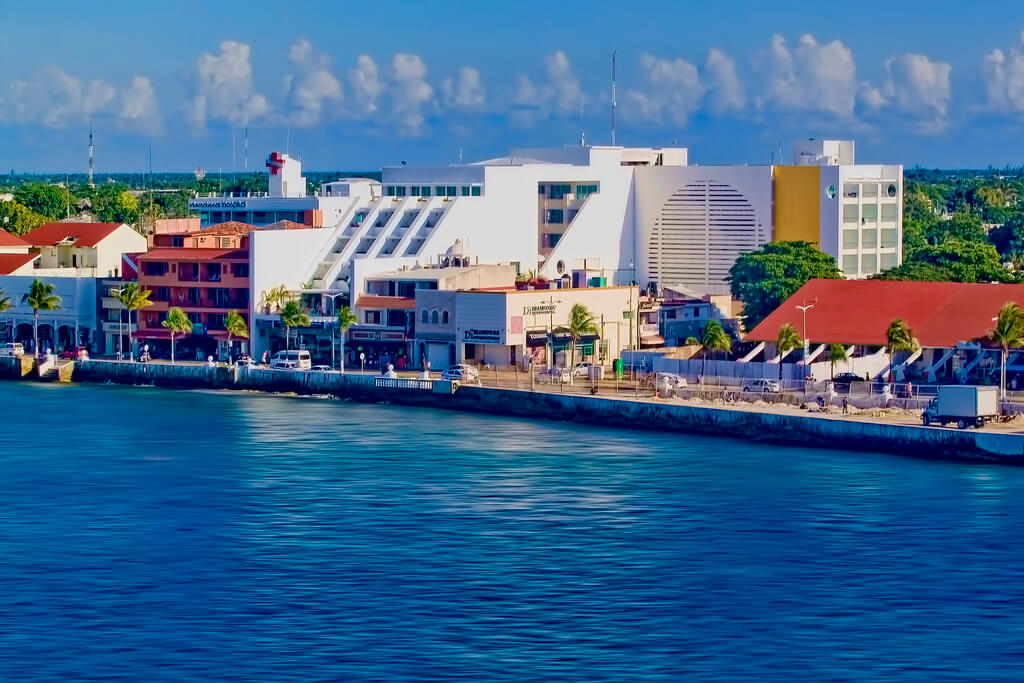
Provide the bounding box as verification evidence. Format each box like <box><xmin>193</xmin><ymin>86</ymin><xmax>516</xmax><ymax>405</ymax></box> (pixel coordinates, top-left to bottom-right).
<box><xmin>611</xmin><ymin>51</ymin><xmax>617</xmax><ymax>146</ymax></box>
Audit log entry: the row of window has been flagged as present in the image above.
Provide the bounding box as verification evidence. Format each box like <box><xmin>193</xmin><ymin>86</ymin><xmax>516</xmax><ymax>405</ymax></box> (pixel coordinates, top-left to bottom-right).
<box><xmin>420</xmin><ymin>309</ymin><xmax>451</xmax><ymax>325</ymax></box>
<box><xmin>143</xmin><ymin>311</ymin><xmax>240</xmax><ymax>330</ymax></box>
<box><xmin>141</xmin><ymin>262</ymin><xmax>249</xmax><ymax>278</ymax></box>
<box><xmin>842</xmin><ymin>203</ymin><xmax>900</xmax><ymax>224</ymax></box>
<box><xmin>842</xmin><ymin>228</ymin><xmax>900</xmax><ymax>249</ymax></box>
<box><xmin>538</xmin><ymin>183</ymin><xmax>599</xmax><ymax>200</ymax></box>
<box><xmin>198</xmin><ymin>211</ymin><xmax>305</xmax><ymax>225</ymax></box>
<box><xmin>842</xmin><ymin>182</ymin><xmax>899</xmax><ymax>199</ymax></box>
<box><xmin>384</xmin><ymin>185</ymin><xmax>482</xmax><ymax>198</ymax></box>
<box><xmin>843</xmin><ymin>252</ymin><xmax>898</xmax><ymax>275</ymax></box>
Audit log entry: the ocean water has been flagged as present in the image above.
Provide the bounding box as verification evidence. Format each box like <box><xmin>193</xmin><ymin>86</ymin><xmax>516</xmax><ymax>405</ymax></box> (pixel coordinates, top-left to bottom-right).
<box><xmin>1</xmin><ymin>381</ymin><xmax>1023</xmax><ymax>681</ymax></box>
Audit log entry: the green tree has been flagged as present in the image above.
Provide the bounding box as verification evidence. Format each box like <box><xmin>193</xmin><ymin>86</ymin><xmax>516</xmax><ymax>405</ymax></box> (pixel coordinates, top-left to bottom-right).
<box><xmin>225</xmin><ymin>310</ymin><xmax>249</xmax><ymax>359</ymax></box>
<box><xmin>22</xmin><ymin>279</ymin><xmax>61</xmax><ymax>356</ymax></box>
<box><xmin>93</xmin><ymin>184</ymin><xmax>139</xmax><ymax>225</ymax></box>
<box><xmin>13</xmin><ymin>183</ymin><xmax>73</xmax><ymax>220</ymax></box>
<box><xmin>885</xmin><ymin>319</ymin><xmax>919</xmax><ymax>383</ymax></box>
<box><xmin>162</xmin><ymin>307</ymin><xmax>192</xmax><ymax>364</ymax></box>
<box><xmin>827</xmin><ymin>343</ymin><xmax>848</xmax><ymax>380</ymax></box>
<box><xmin>699</xmin><ymin>319</ymin><xmax>732</xmax><ymax>380</ymax></box>
<box><xmin>924</xmin><ymin>210</ymin><xmax>986</xmax><ymax>245</ymax></box>
<box><xmin>988</xmin><ymin>302</ymin><xmax>1024</xmax><ymax>400</ymax></box>
<box><xmin>337</xmin><ymin>305</ymin><xmax>358</xmax><ymax>371</ymax></box>
<box><xmin>911</xmin><ymin>238</ymin><xmax>1012</xmax><ymax>283</ymax></box>
<box><xmin>727</xmin><ymin>241</ymin><xmax>843</xmax><ymax>330</ymax></box>
<box><xmin>901</xmin><ymin>219</ymin><xmax>930</xmax><ymax>258</ymax></box>
<box><xmin>871</xmin><ymin>261</ymin><xmax>955</xmax><ymax>282</ymax></box>
<box><xmin>567</xmin><ymin>303</ymin><xmax>599</xmax><ymax>368</ymax></box>
<box><xmin>116</xmin><ymin>282</ymin><xmax>153</xmax><ymax>357</ymax></box>
<box><xmin>0</xmin><ymin>200</ymin><xmax>49</xmax><ymax>236</ymax></box>
<box><xmin>280</xmin><ymin>299</ymin><xmax>310</xmax><ymax>349</ymax></box>
<box><xmin>775</xmin><ymin>323</ymin><xmax>802</xmax><ymax>381</ymax></box>
<box><xmin>987</xmin><ymin>213</ymin><xmax>1024</xmax><ymax>263</ymax></box>
<box><xmin>259</xmin><ymin>284</ymin><xmax>292</xmax><ymax>314</ymax></box>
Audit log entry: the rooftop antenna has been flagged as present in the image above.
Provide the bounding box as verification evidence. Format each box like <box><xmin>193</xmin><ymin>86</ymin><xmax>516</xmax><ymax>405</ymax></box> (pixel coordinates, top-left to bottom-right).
<box><xmin>579</xmin><ymin>100</ymin><xmax>585</xmax><ymax>147</ymax></box>
<box><xmin>611</xmin><ymin>51</ymin><xmax>617</xmax><ymax>147</ymax></box>
<box><xmin>87</xmin><ymin>120</ymin><xmax>95</xmax><ymax>188</ymax></box>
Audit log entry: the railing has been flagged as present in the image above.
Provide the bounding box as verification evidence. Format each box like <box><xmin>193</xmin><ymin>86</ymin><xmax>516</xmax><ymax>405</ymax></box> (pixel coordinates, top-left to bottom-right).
<box><xmin>375</xmin><ymin>377</ymin><xmax>434</xmax><ymax>391</ymax></box>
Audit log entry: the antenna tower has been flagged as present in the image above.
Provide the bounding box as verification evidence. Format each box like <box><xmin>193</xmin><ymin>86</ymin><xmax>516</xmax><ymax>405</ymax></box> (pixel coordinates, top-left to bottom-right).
<box><xmin>611</xmin><ymin>51</ymin><xmax>617</xmax><ymax>146</ymax></box>
<box><xmin>87</xmin><ymin>121</ymin><xmax>95</xmax><ymax>188</ymax></box>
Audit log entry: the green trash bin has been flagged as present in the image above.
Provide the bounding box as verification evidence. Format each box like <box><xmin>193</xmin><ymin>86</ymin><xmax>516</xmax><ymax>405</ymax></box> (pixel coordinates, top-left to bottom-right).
<box><xmin>613</xmin><ymin>358</ymin><xmax>624</xmax><ymax>379</ymax></box>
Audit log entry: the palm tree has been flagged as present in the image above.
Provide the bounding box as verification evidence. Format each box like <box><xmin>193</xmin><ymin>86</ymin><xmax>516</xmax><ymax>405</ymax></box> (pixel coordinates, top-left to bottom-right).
<box><xmin>989</xmin><ymin>302</ymin><xmax>1024</xmax><ymax>400</ymax></box>
<box><xmin>259</xmin><ymin>284</ymin><xmax>292</xmax><ymax>314</ymax></box>
<box><xmin>776</xmin><ymin>323</ymin><xmax>802</xmax><ymax>381</ymax></box>
<box><xmin>225</xmin><ymin>310</ymin><xmax>249</xmax><ymax>360</ymax></box>
<box><xmin>280</xmin><ymin>299</ymin><xmax>310</xmax><ymax>350</ymax></box>
<box><xmin>567</xmin><ymin>303</ymin><xmax>600</xmax><ymax>367</ymax></box>
<box><xmin>22</xmin><ymin>279</ymin><xmax>61</xmax><ymax>357</ymax></box>
<box><xmin>827</xmin><ymin>343</ymin><xmax>849</xmax><ymax>380</ymax></box>
<box><xmin>885</xmin><ymin>318</ymin><xmax>919</xmax><ymax>383</ymax></box>
<box><xmin>699</xmin><ymin>319</ymin><xmax>732</xmax><ymax>380</ymax></box>
<box><xmin>116</xmin><ymin>282</ymin><xmax>153</xmax><ymax>358</ymax></box>
<box><xmin>337</xmin><ymin>305</ymin><xmax>358</xmax><ymax>371</ymax></box>
<box><xmin>162</xmin><ymin>307</ymin><xmax>192</xmax><ymax>364</ymax></box>
<box><xmin>0</xmin><ymin>289</ymin><xmax>10</xmax><ymax>342</ymax></box>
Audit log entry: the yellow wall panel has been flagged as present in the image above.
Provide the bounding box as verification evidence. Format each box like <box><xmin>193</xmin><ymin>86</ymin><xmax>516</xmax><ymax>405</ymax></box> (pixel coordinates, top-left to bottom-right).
<box><xmin>773</xmin><ymin>166</ymin><xmax>820</xmax><ymax>245</ymax></box>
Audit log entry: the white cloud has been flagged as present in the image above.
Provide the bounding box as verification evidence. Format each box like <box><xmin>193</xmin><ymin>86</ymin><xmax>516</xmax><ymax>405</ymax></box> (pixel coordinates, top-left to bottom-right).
<box><xmin>283</xmin><ymin>38</ymin><xmax>342</xmax><ymax>127</ymax></box>
<box><xmin>981</xmin><ymin>32</ymin><xmax>1024</xmax><ymax>113</ymax></box>
<box><xmin>704</xmin><ymin>48</ymin><xmax>744</xmax><ymax>114</ymax></box>
<box><xmin>349</xmin><ymin>54</ymin><xmax>384</xmax><ymax>115</ymax></box>
<box><xmin>623</xmin><ymin>53</ymin><xmax>705</xmax><ymax>126</ymax></box>
<box><xmin>512</xmin><ymin>50</ymin><xmax>587</xmax><ymax>126</ymax></box>
<box><xmin>755</xmin><ymin>34</ymin><xmax>858</xmax><ymax>119</ymax></box>
<box><xmin>878</xmin><ymin>53</ymin><xmax>952</xmax><ymax>131</ymax></box>
<box><xmin>0</xmin><ymin>67</ymin><xmax>159</xmax><ymax>132</ymax></box>
<box><xmin>441</xmin><ymin>66</ymin><xmax>485</xmax><ymax>109</ymax></box>
<box><xmin>391</xmin><ymin>53</ymin><xmax>434</xmax><ymax>136</ymax></box>
<box><xmin>185</xmin><ymin>40</ymin><xmax>269</xmax><ymax>131</ymax></box>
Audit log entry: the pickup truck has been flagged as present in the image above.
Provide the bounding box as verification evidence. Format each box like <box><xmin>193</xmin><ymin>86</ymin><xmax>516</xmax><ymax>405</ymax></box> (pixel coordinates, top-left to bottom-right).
<box><xmin>922</xmin><ymin>385</ymin><xmax>999</xmax><ymax>429</ymax></box>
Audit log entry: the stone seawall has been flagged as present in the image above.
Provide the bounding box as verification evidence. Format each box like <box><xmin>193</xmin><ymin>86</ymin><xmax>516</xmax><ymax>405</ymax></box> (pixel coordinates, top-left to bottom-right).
<box><xmin>2</xmin><ymin>358</ymin><xmax>1022</xmax><ymax>464</ymax></box>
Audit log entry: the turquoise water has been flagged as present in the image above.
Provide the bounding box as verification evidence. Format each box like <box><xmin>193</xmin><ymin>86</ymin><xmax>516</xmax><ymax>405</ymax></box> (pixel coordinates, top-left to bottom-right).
<box><xmin>2</xmin><ymin>381</ymin><xmax>1024</xmax><ymax>681</ymax></box>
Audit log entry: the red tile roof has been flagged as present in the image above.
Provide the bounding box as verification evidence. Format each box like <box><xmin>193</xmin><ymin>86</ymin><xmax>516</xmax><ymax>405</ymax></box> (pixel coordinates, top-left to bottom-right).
<box><xmin>745</xmin><ymin>279</ymin><xmax>1024</xmax><ymax>348</ymax></box>
<box><xmin>139</xmin><ymin>247</ymin><xmax>248</xmax><ymax>261</ymax></box>
<box><xmin>0</xmin><ymin>230</ymin><xmax>29</xmax><ymax>248</ymax></box>
<box><xmin>21</xmin><ymin>222</ymin><xmax>125</xmax><ymax>248</ymax></box>
<box><xmin>264</xmin><ymin>219</ymin><xmax>311</xmax><ymax>231</ymax></box>
<box><xmin>195</xmin><ymin>221</ymin><xmax>258</xmax><ymax>236</ymax></box>
<box><xmin>356</xmin><ymin>295</ymin><xmax>416</xmax><ymax>310</ymax></box>
<box><xmin>0</xmin><ymin>252</ymin><xmax>37</xmax><ymax>274</ymax></box>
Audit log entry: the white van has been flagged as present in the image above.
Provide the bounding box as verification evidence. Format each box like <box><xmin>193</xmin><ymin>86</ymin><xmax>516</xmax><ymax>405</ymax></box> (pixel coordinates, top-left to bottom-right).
<box><xmin>270</xmin><ymin>350</ymin><xmax>312</xmax><ymax>370</ymax></box>
<box><xmin>0</xmin><ymin>343</ymin><xmax>25</xmax><ymax>358</ymax></box>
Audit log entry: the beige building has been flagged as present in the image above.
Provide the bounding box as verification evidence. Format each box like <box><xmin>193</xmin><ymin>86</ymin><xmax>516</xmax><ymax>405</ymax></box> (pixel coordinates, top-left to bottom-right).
<box><xmin>20</xmin><ymin>222</ymin><xmax>146</xmax><ymax>277</ymax></box>
<box><xmin>415</xmin><ymin>285</ymin><xmax>640</xmax><ymax>369</ymax></box>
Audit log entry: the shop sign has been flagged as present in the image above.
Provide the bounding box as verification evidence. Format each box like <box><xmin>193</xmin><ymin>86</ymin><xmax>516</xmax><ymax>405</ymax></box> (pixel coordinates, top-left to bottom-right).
<box><xmin>189</xmin><ymin>199</ymin><xmax>248</xmax><ymax>209</ymax></box>
<box><xmin>463</xmin><ymin>328</ymin><xmax>502</xmax><ymax>343</ymax></box>
<box><xmin>522</xmin><ymin>303</ymin><xmax>557</xmax><ymax>316</ymax></box>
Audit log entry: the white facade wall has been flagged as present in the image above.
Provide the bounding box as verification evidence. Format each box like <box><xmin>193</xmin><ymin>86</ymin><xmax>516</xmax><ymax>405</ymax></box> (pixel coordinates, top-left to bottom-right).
<box><xmin>96</xmin><ymin>225</ymin><xmax>147</xmax><ymax>277</ymax></box>
<box><xmin>836</xmin><ymin>165</ymin><xmax>903</xmax><ymax>278</ymax></box>
<box><xmin>0</xmin><ymin>274</ymin><xmax>98</xmax><ymax>348</ymax></box>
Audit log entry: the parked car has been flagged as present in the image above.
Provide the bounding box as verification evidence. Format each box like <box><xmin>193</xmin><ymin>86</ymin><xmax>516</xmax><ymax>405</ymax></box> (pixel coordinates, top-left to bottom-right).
<box><xmin>0</xmin><ymin>342</ymin><xmax>25</xmax><ymax>358</ymax></box>
<box><xmin>645</xmin><ymin>372</ymin><xmax>688</xmax><ymax>390</ymax></box>
<box><xmin>571</xmin><ymin>362</ymin><xmax>595</xmax><ymax>378</ymax></box>
<box><xmin>742</xmin><ymin>378</ymin><xmax>781</xmax><ymax>393</ymax></box>
<box><xmin>236</xmin><ymin>355</ymin><xmax>255</xmax><ymax>368</ymax></box>
<box><xmin>831</xmin><ymin>372</ymin><xmax>864</xmax><ymax>392</ymax></box>
<box><xmin>536</xmin><ymin>366</ymin><xmax>571</xmax><ymax>384</ymax></box>
<box><xmin>310</xmin><ymin>365</ymin><xmax>333</xmax><ymax>372</ymax></box>
<box><xmin>60</xmin><ymin>346</ymin><xmax>89</xmax><ymax>360</ymax></box>
<box><xmin>441</xmin><ymin>364</ymin><xmax>480</xmax><ymax>382</ymax></box>
<box><xmin>271</xmin><ymin>350</ymin><xmax>312</xmax><ymax>370</ymax></box>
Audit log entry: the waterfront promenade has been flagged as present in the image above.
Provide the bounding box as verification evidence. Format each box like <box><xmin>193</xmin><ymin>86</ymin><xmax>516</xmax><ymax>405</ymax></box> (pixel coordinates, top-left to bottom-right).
<box><xmin>3</xmin><ymin>357</ymin><xmax>1022</xmax><ymax>463</ymax></box>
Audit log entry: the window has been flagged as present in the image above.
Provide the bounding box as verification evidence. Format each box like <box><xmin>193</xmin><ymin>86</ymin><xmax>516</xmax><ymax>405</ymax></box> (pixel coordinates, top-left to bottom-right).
<box><xmin>421</xmin><ymin>310</ymin><xmax>429</xmax><ymax>323</ymax></box>
<box><xmin>188</xmin><ymin>312</ymin><xmax>202</xmax><ymax>325</ymax></box>
<box><xmin>431</xmin><ymin>310</ymin><xmax>439</xmax><ymax>324</ymax></box>
<box><xmin>549</xmin><ymin>183</ymin><xmax>571</xmax><ymax>200</ymax></box>
<box><xmin>461</xmin><ymin>186</ymin><xmax>470</xmax><ymax>196</ymax></box>
<box><xmin>861</xmin><ymin>254</ymin><xmax>878</xmax><ymax>274</ymax></box>
<box><xmin>881</xmin><ymin>228</ymin><xmax>899</xmax><ymax>248</ymax></box>
<box><xmin>206</xmin><ymin>263</ymin><xmax>222</xmax><ymax>282</ymax></box>
<box><xmin>471</xmin><ymin>186</ymin><xmax>481</xmax><ymax>196</ymax></box>
<box><xmin>231</xmin><ymin>263</ymin><xmax>249</xmax><ymax>278</ymax></box>
<box><xmin>442</xmin><ymin>311</ymin><xmax>449</xmax><ymax>324</ymax></box>
<box><xmin>171</xmin><ymin>236</ymin><xmax>184</xmax><ymax>248</ymax></box>
<box><xmin>395</xmin><ymin>186</ymin><xmax>407</xmax><ymax>197</ymax></box>
<box><xmin>545</xmin><ymin>209</ymin><xmax>564</xmax><ymax>224</ymax></box>
<box><xmin>881</xmin><ymin>203</ymin><xmax>898</xmax><ymax>221</ymax></box>
<box><xmin>436</xmin><ymin>186</ymin><xmax>446</xmax><ymax>196</ymax></box>
<box><xmin>155</xmin><ymin>287</ymin><xmax>170</xmax><ymax>302</ymax></box>
<box><xmin>411</xmin><ymin>186</ymin><xmax>420</xmax><ymax>197</ymax></box>
<box><xmin>576</xmin><ymin>184</ymin><xmax>598</xmax><ymax>198</ymax></box>
<box><xmin>887</xmin><ymin>183</ymin><xmax>898</xmax><ymax>198</ymax></box>
<box><xmin>862</xmin><ymin>229</ymin><xmax>878</xmax><ymax>248</ymax></box>
<box><xmin>385</xmin><ymin>185</ymin><xmax>396</xmax><ymax>197</ymax></box>
<box><xmin>843</xmin><ymin>204</ymin><xmax>859</xmax><ymax>223</ymax></box>
<box><xmin>843</xmin><ymin>183</ymin><xmax>859</xmax><ymax>198</ymax></box>
<box><xmin>188</xmin><ymin>288</ymin><xmax>200</xmax><ymax>305</ymax></box>
<box><xmin>861</xmin><ymin>183</ymin><xmax>878</xmax><ymax>198</ymax></box>
<box><xmin>387</xmin><ymin>310</ymin><xmax>406</xmax><ymax>327</ymax></box>
<box><xmin>843</xmin><ymin>230</ymin><xmax>859</xmax><ymax>249</ymax></box>
<box><xmin>538</xmin><ymin>184</ymin><xmax>545</xmax><ymax>195</ymax></box>
<box><xmin>365</xmin><ymin>310</ymin><xmax>381</xmax><ymax>325</ymax></box>
<box><xmin>421</xmin><ymin>186</ymin><xmax>431</xmax><ymax>197</ymax></box>
<box><xmin>207</xmin><ymin>314</ymin><xmax>226</xmax><ymax>330</ymax></box>
<box><xmin>881</xmin><ymin>252</ymin><xmax>898</xmax><ymax>270</ymax></box>
<box><xmin>542</xmin><ymin>233</ymin><xmax>561</xmax><ymax>248</ymax></box>
<box><xmin>143</xmin><ymin>261</ymin><xmax>168</xmax><ymax>276</ymax></box>
<box><xmin>446</xmin><ymin>186</ymin><xmax>457</xmax><ymax>197</ymax></box>
<box><xmin>842</xmin><ymin>255</ymin><xmax>858</xmax><ymax>274</ymax></box>
<box><xmin>862</xmin><ymin>204</ymin><xmax>878</xmax><ymax>222</ymax></box>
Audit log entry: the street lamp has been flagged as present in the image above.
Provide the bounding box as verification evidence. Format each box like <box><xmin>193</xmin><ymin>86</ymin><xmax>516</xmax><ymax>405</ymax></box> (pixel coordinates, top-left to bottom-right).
<box><xmin>324</xmin><ymin>291</ymin><xmax>347</xmax><ymax>370</ymax></box>
<box><xmin>111</xmin><ymin>286</ymin><xmax>126</xmax><ymax>361</ymax></box>
<box><xmin>546</xmin><ymin>295</ymin><xmax>562</xmax><ymax>369</ymax></box>
<box><xmin>796</xmin><ymin>300</ymin><xmax>816</xmax><ymax>359</ymax></box>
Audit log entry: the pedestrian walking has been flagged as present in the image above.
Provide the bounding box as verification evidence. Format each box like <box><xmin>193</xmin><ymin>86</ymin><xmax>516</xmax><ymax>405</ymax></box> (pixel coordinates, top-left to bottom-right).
<box><xmin>842</xmin><ymin>396</ymin><xmax>849</xmax><ymax>415</ymax></box>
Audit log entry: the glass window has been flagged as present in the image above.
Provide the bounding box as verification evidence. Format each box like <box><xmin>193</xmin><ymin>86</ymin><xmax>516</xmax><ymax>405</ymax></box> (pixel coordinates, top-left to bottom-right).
<box><xmin>421</xmin><ymin>186</ymin><xmax>431</xmax><ymax>197</ymax></box>
<box><xmin>862</xmin><ymin>204</ymin><xmax>878</xmax><ymax>222</ymax></box>
<box><xmin>460</xmin><ymin>186</ymin><xmax>470</xmax><ymax>196</ymax></box>
<box><xmin>546</xmin><ymin>209</ymin><xmax>564</xmax><ymax>224</ymax></box>
<box><xmin>471</xmin><ymin>186</ymin><xmax>481</xmax><ymax>196</ymax></box>
<box><xmin>861</xmin><ymin>254</ymin><xmax>878</xmax><ymax>274</ymax></box>
<box><xmin>538</xmin><ymin>184</ymin><xmax>545</xmax><ymax>195</ymax></box>
<box><xmin>431</xmin><ymin>310</ymin><xmax>439</xmax><ymax>324</ymax></box>
<box><xmin>862</xmin><ymin>229</ymin><xmax>877</xmax><ymax>248</ymax></box>
<box><xmin>843</xmin><ymin>183</ymin><xmax>859</xmax><ymax>198</ymax></box>
<box><xmin>843</xmin><ymin>230</ymin><xmax>859</xmax><ymax>249</ymax></box>
<box><xmin>365</xmin><ymin>310</ymin><xmax>381</xmax><ymax>325</ymax></box>
<box><xmin>576</xmin><ymin>184</ymin><xmax>598</xmax><ymax>198</ymax></box>
<box><xmin>549</xmin><ymin>184</ymin><xmax>571</xmax><ymax>200</ymax></box>
<box><xmin>881</xmin><ymin>252</ymin><xmax>898</xmax><ymax>270</ymax></box>
<box><xmin>171</xmin><ymin>236</ymin><xmax>184</xmax><ymax>248</ymax></box>
<box><xmin>421</xmin><ymin>310</ymin><xmax>428</xmax><ymax>323</ymax></box>
<box><xmin>395</xmin><ymin>186</ymin><xmax>407</xmax><ymax>197</ymax></box>
<box><xmin>385</xmin><ymin>185</ymin><xmax>395</xmax><ymax>197</ymax></box>
<box><xmin>861</xmin><ymin>183</ymin><xmax>878</xmax><ymax>197</ymax></box>
<box><xmin>436</xmin><ymin>186</ymin><xmax>446</xmax><ymax>196</ymax></box>
<box><xmin>410</xmin><ymin>186</ymin><xmax>420</xmax><ymax>197</ymax></box>
<box><xmin>881</xmin><ymin>228</ymin><xmax>898</xmax><ymax>248</ymax></box>
<box><xmin>881</xmin><ymin>203</ymin><xmax>898</xmax><ymax>221</ymax></box>
<box><xmin>232</xmin><ymin>263</ymin><xmax>249</xmax><ymax>278</ymax></box>
<box><xmin>842</xmin><ymin>255</ymin><xmax>858</xmax><ymax>274</ymax></box>
<box><xmin>886</xmin><ymin>183</ymin><xmax>898</xmax><ymax>198</ymax></box>
<box><xmin>442</xmin><ymin>311</ymin><xmax>449</xmax><ymax>324</ymax></box>
<box><xmin>843</xmin><ymin>204</ymin><xmax>859</xmax><ymax>223</ymax></box>
<box><xmin>446</xmin><ymin>186</ymin><xmax>457</xmax><ymax>197</ymax></box>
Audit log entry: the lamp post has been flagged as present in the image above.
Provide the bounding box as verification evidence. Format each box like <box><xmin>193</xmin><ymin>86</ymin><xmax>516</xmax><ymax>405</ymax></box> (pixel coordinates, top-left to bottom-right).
<box><xmin>546</xmin><ymin>295</ymin><xmax>562</xmax><ymax>369</ymax></box>
<box><xmin>111</xmin><ymin>286</ymin><xmax>125</xmax><ymax>361</ymax></box>
<box><xmin>324</xmin><ymin>291</ymin><xmax>346</xmax><ymax>370</ymax></box>
<box><xmin>796</xmin><ymin>300</ymin><xmax>816</xmax><ymax>359</ymax></box>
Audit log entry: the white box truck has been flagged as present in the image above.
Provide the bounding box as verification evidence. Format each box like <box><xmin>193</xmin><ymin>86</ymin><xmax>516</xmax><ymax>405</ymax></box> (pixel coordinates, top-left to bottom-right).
<box><xmin>922</xmin><ymin>385</ymin><xmax>999</xmax><ymax>429</ymax></box>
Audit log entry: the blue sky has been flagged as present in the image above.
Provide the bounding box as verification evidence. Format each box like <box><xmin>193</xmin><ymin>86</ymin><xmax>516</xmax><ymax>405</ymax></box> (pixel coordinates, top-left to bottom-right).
<box><xmin>1</xmin><ymin>0</ymin><xmax>1024</xmax><ymax>172</ymax></box>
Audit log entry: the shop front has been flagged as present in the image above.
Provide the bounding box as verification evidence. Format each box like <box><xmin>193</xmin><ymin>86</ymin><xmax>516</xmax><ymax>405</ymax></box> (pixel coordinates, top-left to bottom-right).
<box><xmin>345</xmin><ymin>326</ymin><xmax>411</xmax><ymax>370</ymax></box>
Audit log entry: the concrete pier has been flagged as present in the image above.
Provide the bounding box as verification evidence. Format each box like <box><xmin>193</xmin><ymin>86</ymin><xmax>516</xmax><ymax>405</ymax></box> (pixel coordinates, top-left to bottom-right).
<box><xmin>2</xmin><ymin>357</ymin><xmax>1022</xmax><ymax>464</ymax></box>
